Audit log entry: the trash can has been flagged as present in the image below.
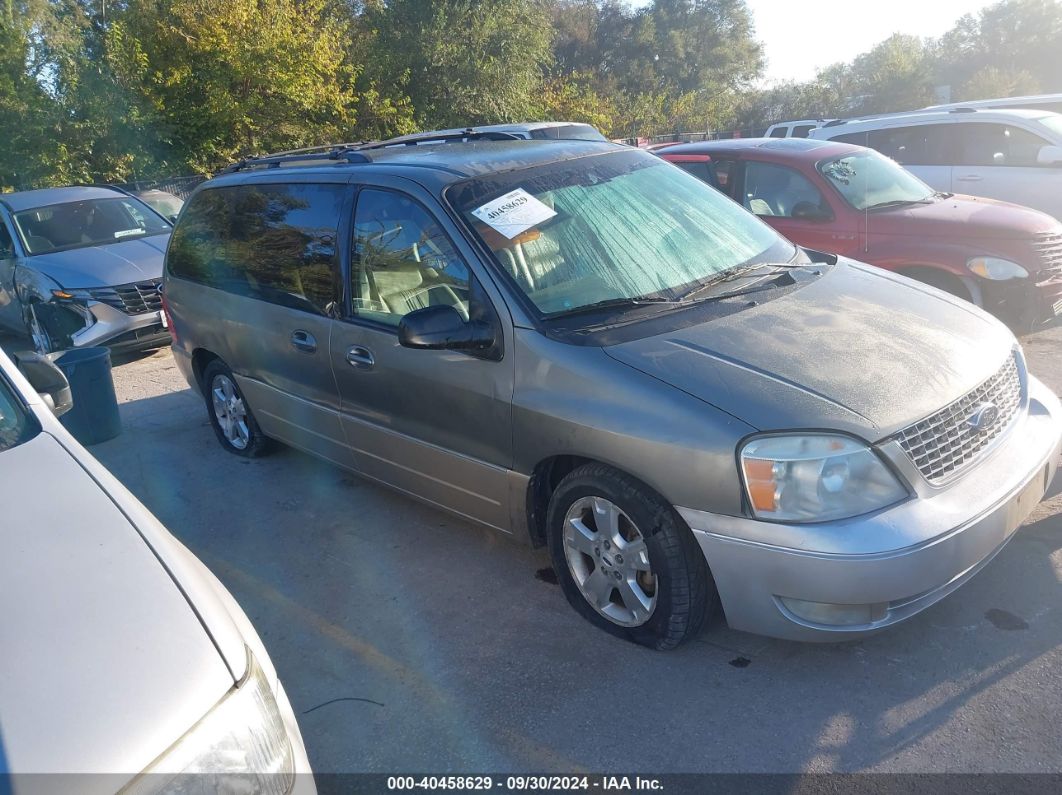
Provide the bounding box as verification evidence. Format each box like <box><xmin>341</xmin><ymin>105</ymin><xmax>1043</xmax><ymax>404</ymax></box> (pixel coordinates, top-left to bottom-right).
<box><xmin>55</xmin><ymin>347</ymin><xmax>122</xmax><ymax>445</ymax></box>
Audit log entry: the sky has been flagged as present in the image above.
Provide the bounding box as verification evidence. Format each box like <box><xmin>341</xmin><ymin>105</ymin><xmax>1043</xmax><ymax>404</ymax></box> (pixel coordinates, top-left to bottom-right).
<box><xmin>748</xmin><ymin>0</ymin><xmax>996</xmax><ymax>85</ymax></box>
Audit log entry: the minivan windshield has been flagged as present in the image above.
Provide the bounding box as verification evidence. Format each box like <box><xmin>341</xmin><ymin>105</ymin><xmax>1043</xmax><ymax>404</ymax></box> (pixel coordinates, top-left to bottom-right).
<box><xmin>818</xmin><ymin>150</ymin><xmax>936</xmax><ymax>211</ymax></box>
<box><xmin>13</xmin><ymin>197</ymin><xmax>171</xmax><ymax>255</ymax></box>
<box><xmin>449</xmin><ymin>150</ymin><xmax>790</xmax><ymax>317</ymax></box>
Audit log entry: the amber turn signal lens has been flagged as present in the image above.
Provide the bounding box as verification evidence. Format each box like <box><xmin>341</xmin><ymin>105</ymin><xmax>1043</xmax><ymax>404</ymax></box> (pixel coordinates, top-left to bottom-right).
<box><xmin>743</xmin><ymin>458</ymin><xmax>774</xmax><ymax>481</ymax></box>
<box><xmin>746</xmin><ymin>477</ymin><xmax>777</xmax><ymax>512</ymax></box>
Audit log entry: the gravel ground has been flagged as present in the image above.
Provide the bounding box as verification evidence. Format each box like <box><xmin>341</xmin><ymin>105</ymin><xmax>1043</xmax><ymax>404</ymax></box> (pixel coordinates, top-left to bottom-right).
<box><xmin>26</xmin><ymin>321</ymin><xmax>1062</xmax><ymax>774</ymax></box>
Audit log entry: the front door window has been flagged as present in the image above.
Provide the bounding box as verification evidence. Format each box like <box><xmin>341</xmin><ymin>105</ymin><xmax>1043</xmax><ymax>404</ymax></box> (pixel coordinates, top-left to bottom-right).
<box><xmin>351</xmin><ymin>189</ymin><xmax>471</xmax><ymax>326</ymax></box>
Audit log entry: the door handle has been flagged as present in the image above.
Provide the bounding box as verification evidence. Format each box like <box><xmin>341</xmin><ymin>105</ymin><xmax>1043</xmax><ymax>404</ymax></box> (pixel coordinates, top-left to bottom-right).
<box><xmin>956</xmin><ymin>174</ymin><xmax>983</xmax><ymax>182</ymax></box>
<box><xmin>346</xmin><ymin>345</ymin><xmax>375</xmax><ymax>370</ymax></box>
<box><xmin>290</xmin><ymin>329</ymin><xmax>317</xmax><ymax>353</ymax></box>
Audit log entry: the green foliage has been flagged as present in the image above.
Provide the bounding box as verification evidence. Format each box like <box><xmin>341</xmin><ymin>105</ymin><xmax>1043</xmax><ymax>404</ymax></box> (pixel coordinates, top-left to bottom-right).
<box><xmin>2</xmin><ymin>0</ymin><xmax>1061</xmax><ymax>187</ymax></box>
<box><xmin>365</xmin><ymin>0</ymin><xmax>554</xmax><ymax>129</ymax></box>
<box><xmin>107</xmin><ymin>0</ymin><xmax>358</xmax><ymax>172</ymax></box>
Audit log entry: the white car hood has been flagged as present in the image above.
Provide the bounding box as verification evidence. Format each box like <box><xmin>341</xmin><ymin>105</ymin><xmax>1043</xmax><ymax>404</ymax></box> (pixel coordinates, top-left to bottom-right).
<box><xmin>0</xmin><ymin>432</ymin><xmax>233</xmax><ymax>780</ymax></box>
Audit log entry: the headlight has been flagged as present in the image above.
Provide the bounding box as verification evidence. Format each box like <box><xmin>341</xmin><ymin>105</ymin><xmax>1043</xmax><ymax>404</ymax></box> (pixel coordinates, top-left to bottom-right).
<box><xmin>126</xmin><ymin>649</ymin><xmax>294</xmax><ymax>795</ymax></box>
<box><xmin>740</xmin><ymin>434</ymin><xmax>908</xmax><ymax>523</ymax></box>
<box><xmin>967</xmin><ymin>257</ymin><xmax>1028</xmax><ymax>280</ymax></box>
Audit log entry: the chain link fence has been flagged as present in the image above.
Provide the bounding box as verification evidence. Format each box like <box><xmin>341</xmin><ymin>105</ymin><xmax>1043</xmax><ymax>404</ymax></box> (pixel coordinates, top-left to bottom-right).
<box><xmin>116</xmin><ymin>175</ymin><xmax>207</xmax><ymax>201</ymax></box>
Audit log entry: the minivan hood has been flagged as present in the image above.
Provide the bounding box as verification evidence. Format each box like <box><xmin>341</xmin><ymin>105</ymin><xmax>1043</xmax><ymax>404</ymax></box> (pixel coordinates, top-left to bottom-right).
<box><xmin>26</xmin><ymin>234</ymin><xmax>169</xmax><ymax>289</ymax></box>
<box><xmin>870</xmin><ymin>193</ymin><xmax>1059</xmax><ymax>240</ymax></box>
<box><xmin>604</xmin><ymin>261</ymin><xmax>1016</xmax><ymax>440</ymax></box>
<box><xmin>0</xmin><ymin>431</ymin><xmax>232</xmax><ymax>777</ymax></box>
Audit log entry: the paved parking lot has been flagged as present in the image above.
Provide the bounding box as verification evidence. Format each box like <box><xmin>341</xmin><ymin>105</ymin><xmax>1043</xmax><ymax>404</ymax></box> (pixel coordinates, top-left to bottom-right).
<box><xmin>61</xmin><ymin>325</ymin><xmax>1062</xmax><ymax>773</ymax></box>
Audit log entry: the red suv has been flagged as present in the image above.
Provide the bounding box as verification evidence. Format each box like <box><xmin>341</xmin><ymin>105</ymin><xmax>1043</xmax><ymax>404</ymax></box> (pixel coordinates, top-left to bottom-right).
<box><xmin>659</xmin><ymin>138</ymin><xmax>1062</xmax><ymax>330</ymax></box>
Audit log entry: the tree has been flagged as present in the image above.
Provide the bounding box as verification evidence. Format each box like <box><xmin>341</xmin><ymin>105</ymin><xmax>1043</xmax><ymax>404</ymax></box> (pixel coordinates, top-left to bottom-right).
<box><xmin>366</xmin><ymin>0</ymin><xmax>554</xmax><ymax>129</ymax></box>
<box><xmin>107</xmin><ymin>0</ymin><xmax>358</xmax><ymax>173</ymax></box>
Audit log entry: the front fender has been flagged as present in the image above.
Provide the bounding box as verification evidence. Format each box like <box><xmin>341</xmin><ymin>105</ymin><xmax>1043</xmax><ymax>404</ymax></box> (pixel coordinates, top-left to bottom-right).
<box><xmin>511</xmin><ymin>329</ymin><xmax>756</xmax><ymax>516</ymax></box>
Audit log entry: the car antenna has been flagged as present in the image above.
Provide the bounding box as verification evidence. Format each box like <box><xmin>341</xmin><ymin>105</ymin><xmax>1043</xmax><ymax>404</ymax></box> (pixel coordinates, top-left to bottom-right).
<box><xmin>864</xmin><ymin>132</ymin><xmax>870</xmax><ymax>255</ymax></box>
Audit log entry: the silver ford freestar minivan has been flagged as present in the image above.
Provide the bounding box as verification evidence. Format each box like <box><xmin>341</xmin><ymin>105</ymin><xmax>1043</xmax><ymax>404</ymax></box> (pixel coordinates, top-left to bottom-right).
<box><xmin>163</xmin><ymin>137</ymin><xmax>1062</xmax><ymax>649</ymax></box>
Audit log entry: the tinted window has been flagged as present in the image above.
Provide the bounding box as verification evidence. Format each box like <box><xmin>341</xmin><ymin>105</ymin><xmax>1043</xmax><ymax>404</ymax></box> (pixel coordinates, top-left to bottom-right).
<box><xmin>712</xmin><ymin>159</ymin><xmax>736</xmax><ymax>192</ymax></box>
<box><xmin>674</xmin><ymin>161</ymin><xmax>716</xmax><ymax>186</ymax></box>
<box><xmin>351</xmin><ymin>189</ymin><xmax>470</xmax><ymax>327</ymax></box>
<box><xmin>742</xmin><ymin>161</ymin><xmax>831</xmax><ymax>219</ymax></box>
<box><xmin>835</xmin><ymin>125</ymin><xmax>951</xmax><ymax>166</ymax></box>
<box><xmin>0</xmin><ymin>223</ymin><xmax>13</xmax><ymax>258</ymax></box>
<box><xmin>768</xmin><ymin>127</ymin><xmax>788</xmax><ymax>138</ymax></box>
<box><xmin>954</xmin><ymin>123</ymin><xmax>1050</xmax><ymax>167</ymax></box>
<box><xmin>168</xmin><ymin>183</ymin><xmax>344</xmax><ymax>315</ymax></box>
<box><xmin>792</xmin><ymin>125</ymin><xmax>816</xmax><ymax>138</ymax></box>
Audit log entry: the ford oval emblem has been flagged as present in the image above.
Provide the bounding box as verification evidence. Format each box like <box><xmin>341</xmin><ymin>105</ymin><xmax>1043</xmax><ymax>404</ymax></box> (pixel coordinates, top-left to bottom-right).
<box><xmin>967</xmin><ymin>402</ymin><xmax>1000</xmax><ymax>433</ymax></box>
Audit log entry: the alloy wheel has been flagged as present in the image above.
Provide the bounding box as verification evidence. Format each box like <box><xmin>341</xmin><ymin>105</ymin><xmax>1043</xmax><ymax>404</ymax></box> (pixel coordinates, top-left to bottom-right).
<box><xmin>211</xmin><ymin>373</ymin><xmax>250</xmax><ymax>450</ymax></box>
<box><xmin>562</xmin><ymin>496</ymin><xmax>658</xmax><ymax>627</ymax></box>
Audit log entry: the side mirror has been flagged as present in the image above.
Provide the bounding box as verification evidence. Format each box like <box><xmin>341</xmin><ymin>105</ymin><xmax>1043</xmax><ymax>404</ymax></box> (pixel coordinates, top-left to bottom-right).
<box><xmin>1037</xmin><ymin>145</ymin><xmax>1062</xmax><ymax>166</ymax></box>
<box><xmin>15</xmin><ymin>351</ymin><xmax>73</xmax><ymax>417</ymax></box>
<box><xmin>398</xmin><ymin>305</ymin><xmax>495</xmax><ymax>352</ymax></box>
<box><xmin>168</xmin><ymin>214</ymin><xmax>179</xmax><ymax>224</ymax></box>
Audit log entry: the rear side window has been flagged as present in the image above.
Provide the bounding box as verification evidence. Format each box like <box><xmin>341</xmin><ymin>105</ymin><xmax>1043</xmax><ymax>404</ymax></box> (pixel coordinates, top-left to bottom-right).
<box><xmin>168</xmin><ymin>183</ymin><xmax>344</xmax><ymax>315</ymax></box>
<box><xmin>673</xmin><ymin>160</ymin><xmax>716</xmax><ymax>186</ymax></box>
<box><xmin>953</xmin><ymin>123</ymin><xmax>1049</xmax><ymax>167</ymax></box>
<box><xmin>768</xmin><ymin>126</ymin><xmax>788</xmax><ymax>138</ymax></box>
<box><xmin>835</xmin><ymin>125</ymin><xmax>951</xmax><ymax>166</ymax></box>
<box><xmin>791</xmin><ymin>125</ymin><xmax>816</xmax><ymax>138</ymax></box>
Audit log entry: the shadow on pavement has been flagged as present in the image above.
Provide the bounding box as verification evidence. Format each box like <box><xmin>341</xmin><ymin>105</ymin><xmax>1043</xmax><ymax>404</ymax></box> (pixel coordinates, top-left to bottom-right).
<box><xmin>87</xmin><ymin>385</ymin><xmax>1062</xmax><ymax>774</ymax></box>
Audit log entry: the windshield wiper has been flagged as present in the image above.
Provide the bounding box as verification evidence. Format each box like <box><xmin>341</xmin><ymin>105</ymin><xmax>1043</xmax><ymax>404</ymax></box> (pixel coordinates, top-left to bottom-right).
<box><xmin>864</xmin><ymin>197</ymin><xmax>933</xmax><ymax>211</ymax></box>
<box><xmin>547</xmin><ymin>295</ymin><xmax>684</xmax><ymax>320</ymax></box>
<box><xmin>677</xmin><ymin>262</ymin><xmax>807</xmax><ymax>303</ymax></box>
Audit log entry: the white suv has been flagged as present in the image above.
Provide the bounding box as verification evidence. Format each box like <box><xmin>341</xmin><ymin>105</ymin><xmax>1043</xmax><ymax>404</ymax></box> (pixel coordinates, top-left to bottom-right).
<box><xmin>809</xmin><ymin>108</ymin><xmax>1062</xmax><ymax>219</ymax></box>
<box><xmin>764</xmin><ymin>119</ymin><xmax>826</xmax><ymax>138</ymax></box>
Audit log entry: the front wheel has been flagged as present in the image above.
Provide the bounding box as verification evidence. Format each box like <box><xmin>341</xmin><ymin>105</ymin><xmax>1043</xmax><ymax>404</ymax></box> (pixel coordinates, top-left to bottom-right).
<box><xmin>546</xmin><ymin>463</ymin><xmax>716</xmax><ymax>650</ymax></box>
<box><xmin>25</xmin><ymin>301</ymin><xmax>54</xmax><ymax>354</ymax></box>
<box><xmin>202</xmin><ymin>360</ymin><xmax>273</xmax><ymax>457</ymax></box>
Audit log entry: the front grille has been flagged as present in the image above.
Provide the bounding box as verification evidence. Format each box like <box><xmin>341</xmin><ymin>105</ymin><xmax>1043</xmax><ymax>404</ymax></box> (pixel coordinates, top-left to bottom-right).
<box><xmin>87</xmin><ymin>279</ymin><xmax>163</xmax><ymax>315</ymax></box>
<box><xmin>895</xmin><ymin>352</ymin><xmax>1023</xmax><ymax>484</ymax></box>
<box><xmin>1033</xmin><ymin>233</ymin><xmax>1062</xmax><ymax>280</ymax></box>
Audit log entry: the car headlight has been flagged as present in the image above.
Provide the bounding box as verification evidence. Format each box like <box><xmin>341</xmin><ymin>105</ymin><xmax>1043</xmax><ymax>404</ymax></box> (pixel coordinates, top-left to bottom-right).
<box><xmin>126</xmin><ymin>649</ymin><xmax>294</xmax><ymax>795</ymax></box>
<box><xmin>739</xmin><ymin>434</ymin><xmax>908</xmax><ymax>523</ymax></box>
<box><xmin>967</xmin><ymin>257</ymin><xmax>1028</xmax><ymax>280</ymax></box>
<box><xmin>50</xmin><ymin>288</ymin><xmax>94</xmax><ymax>301</ymax></box>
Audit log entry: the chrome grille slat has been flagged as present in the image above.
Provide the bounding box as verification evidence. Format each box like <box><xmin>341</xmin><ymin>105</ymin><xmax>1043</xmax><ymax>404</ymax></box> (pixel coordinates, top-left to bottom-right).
<box><xmin>895</xmin><ymin>353</ymin><xmax>1022</xmax><ymax>484</ymax></box>
<box><xmin>87</xmin><ymin>279</ymin><xmax>162</xmax><ymax>315</ymax></box>
<box><xmin>1033</xmin><ymin>232</ymin><xmax>1062</xmax><ymax>279</ymax></box>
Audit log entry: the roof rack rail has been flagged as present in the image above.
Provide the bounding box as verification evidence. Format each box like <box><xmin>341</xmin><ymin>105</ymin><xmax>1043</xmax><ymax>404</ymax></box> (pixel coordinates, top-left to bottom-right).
<box><xmin>360</xmin><ymin>128</ymin><xmax>523</xmax><ymax>149</ymax></box>
<box><xmin>822</xmin><ymin>119</ymin><xmax>848</xmax><ymax>128</ymax></box>
<box><xmin>222</xmin><ymin>143</ymin><xmax>372</xmax><ymax>174</ymax></box>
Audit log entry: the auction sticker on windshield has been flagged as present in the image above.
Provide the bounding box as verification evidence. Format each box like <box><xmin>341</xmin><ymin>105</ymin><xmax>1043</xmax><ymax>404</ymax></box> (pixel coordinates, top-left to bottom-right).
<box><xmin>471</xmin><ymin>188</ymin><xmax>556</xmax><ymax>240</ymax></box>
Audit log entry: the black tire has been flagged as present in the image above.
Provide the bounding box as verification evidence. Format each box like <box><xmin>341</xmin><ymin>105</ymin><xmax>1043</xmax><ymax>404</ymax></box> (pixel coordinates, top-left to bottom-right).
<box><xmin>903</xmin><ymin>267</ymin><xmax>973</xmax><ymax>304</ymax></box>
<box><xmin>201</xmin><ymin>359</ymin><xmax>273</xmax><ymax>458</ymax></box>
<box><xmin>546</xmin><ymin>463</ymin><xmax>716</xmax><ymax>650</ymax></box>
<box><xmin>24</xmin><ymin>300</ymin><xmax>54</xmax><ymax>354</ymax></box>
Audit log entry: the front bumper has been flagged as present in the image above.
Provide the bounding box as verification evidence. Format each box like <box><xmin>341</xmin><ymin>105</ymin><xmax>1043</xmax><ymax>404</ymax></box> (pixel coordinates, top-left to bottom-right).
<box><xmin>979</xmin><ymin>273</ymin><xmax>1062</xmax><ymax>330</ymax></box>
<box><xmin>679</xmin><ymin>375</ymin><xmax>1062</xmax><ymax>642</ymax></box>
<box><xmin>70</xmin><ymin>300</ymin><xmax>169</xmax><ymax>351</ymax></box>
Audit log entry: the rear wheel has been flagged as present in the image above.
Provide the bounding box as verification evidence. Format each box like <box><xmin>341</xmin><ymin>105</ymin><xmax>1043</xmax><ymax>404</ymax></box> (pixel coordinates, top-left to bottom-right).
<box><xmin>202</xmin><ymin>360</ymin><xmax>273</xmax><ymax>457</ymax></box>
<box><xmin>546</xmin><ymin>463</ymin><xmax>716</xmax><ymax>650</ymax></box>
